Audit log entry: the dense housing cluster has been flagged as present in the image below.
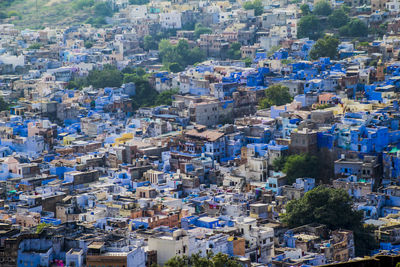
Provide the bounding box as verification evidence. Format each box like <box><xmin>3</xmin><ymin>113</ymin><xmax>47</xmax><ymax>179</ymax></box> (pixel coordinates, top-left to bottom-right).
<box><xmin>2</xmin><ymin>0</ymin><xmax>400</xmax><ymax>266</ymax></box>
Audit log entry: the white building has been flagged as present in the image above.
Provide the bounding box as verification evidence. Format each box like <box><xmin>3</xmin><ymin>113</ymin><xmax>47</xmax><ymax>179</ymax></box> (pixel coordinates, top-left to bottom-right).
<box><xmin>0</xmin><ymin>53</ymin><xmax>25</xmax><ymax>69</ymax></box>
<box><xmin>235</xmin><ymin>217</ymin><xmax>274</xmax><ymax>264</ymax></box>
<box><xmin>129</xmin><ymin>5</ymin><xmax>148</xmax><ymax>20</ymax></box>
<box><xmin>66</xmin><ymin>249</ymin><xmax>84</xmax><ymax>267</ymax></box>
<box><xmin>386</xmin><ymin>1</ymin><xmax>400</xmax><ymax>12</ymax></box>
<box><xmin>160</xmin><ymin>12</ymin><xmax>182</xmax><ymax>29</ymax></box>
<box><xmin>148</xmin><ymin>229</ymin><xmax>189</xmax><ymax>265</ymax></box>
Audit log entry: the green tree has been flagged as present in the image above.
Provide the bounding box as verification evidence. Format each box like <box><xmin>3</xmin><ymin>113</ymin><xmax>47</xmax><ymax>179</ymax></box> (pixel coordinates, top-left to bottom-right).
<box><xmin>267</xmin><ymin>45</ymin><xmax>281</xmax><ymax>57</ymax></box>
<box><xmin>194</xmin><ymin>23</ymin><xmax>212</xmax><ymax>39</ymax></box>
<box><xmin>282</xmin><ymin>154</ymin><xmax>319</xmax><ymax>184</ymax></box>
<box><xmin>143</xmin><ymin>35</ymin><xmax>158</xmax><ymax>51</ymax></box>
<box><xmin>164</xmin><ymin>255</ymin><xmax>190</xmax><ymax>267</ymax></box>
<box><xmin>122</xmin><ymin>68</ymin><xmax>160</xmax><ymax>110</ymax></box>
<box><xmin>309</xmin><ymin>35</ymin><xmax>339</xmax><ymax>60</ymax></box>
<box><xmin>300</xmin><ymin>4</ymin><xmax>311</xmax><ymax>15</ymax></box>
<box><xmin>190</xmin><ymin>252</ymin><xmax>213</xmax><ymax>267</ymax></box>
<box><xmin>272</xmin><ymin>156</ymin><xmax>286</xmax><ymax>171</ymax></box>
<box><xmin>282</xmin><ymin>186</ymin><xmax>378</xmax><ymax>256</ymax></box>
<box><xmin>328</xmin><ymin>8</ymin><xmax>349</xmax><ymax>28</ymax></box>
<box><xmin>282</xmin><ymin>186</ymin><xmax>363</xmax><ymax>229</ymax></box>
<box><xmin>132</xmin><ymin>79</ymin><xmax>159</xmax><ymax>109</ymax></box>
<box><xmin>182</xmin><ymin>21</ymin><xmax>196</xmax><ymax>30</ymax></box>
<box><xmin>67</xmin><ymin>78</ymin><xmax>86</xmax><ymax>90</ymax></box>
<box><xmin>164</xmin><ymin>252</ymin><xmax>241</xmax><ymax>267</ymax></box>
<box><xmin>243</xmin><ymin>0</ymin><xmax>264</xmax><ymax>16</ymax></box>
<box><xmin>122</xmin><ymin>67</ymin><xmax>147</xmax><ymax>82</ymax></box>
<box><xmin>185</xmin><ymin>47</ymin><xmax>205</xmax><ymax>66</ymax></box>
<box><xmin>369</xmin><ymin>22</ymin><xmax>388</xmax><ymax>37</ymax></box>
<box><xmin>313</xmin><ymin>0</ymin><xmax>332</xmax><ymax>16</ymax></box>
<box><xmin>93</xmin><ymin>2</ymin><xmax>112</xmax><ymax>17</ymax></box>
<box><xmin>129</xmin><ymin>0</ymin><xmax>149</xmax><ymax>4</ymax></box>
<box><xmin>85</xmin><ymin>17</ymin><xmax>107</xmax><ymax>27</ymax></box>
<box><xmin>315</xmin><ymin>103</ymin><xmax>330</xmax><ymax>109</ymax></box>
<box><xmin>297</xmin><ymin>15</ymin><xmax>323</xmax><ymax>40</ymax></box>
<box><xmin>339</xmin><ymin>19</ymin><xmax>368</xmax><ymax>37</ymax></box>
<box><xmin>0</xmin><ymin>11</ymin><xmax>8</xmax><ymax>19</ymax></box>
<box><xmin>36</xmin><ymin>223</ymin><xmax>51</xmax><ymax>233</ymax></box>
<box><xmin>168</xmin><ymin>62</ymin><xmax>182</xmax><ymax>73</ymax></box>
<box><xmin>159</xmin><ymin>39</ymin><xmax>205</xmax><ymax>71</ymax></box>
<box><xmin>84</xmin><ymin>40</ymin><xmax>93</xmax><ymax>49</ymax></box>
<box><xmin>0</xmin><ymin>96</ymin><xmax>9</xmax><ymax>111</ymax></box>
<box><xmin>7</xmin><ymin>10</ymin><xmax>21</xmax><ymax>19</ymax></box>
<box><xmin>28</xmin><ymin>43</ymin><xmax>42</xmax><ymax>50</ymax></box>
<box><xmin>227</xmin><ymin>42</ymin><xmax>241</xmax><ymax>60</ymax></box>
<box><xmin>258</xmin><ymin>84</ymin><xmax>292</xmax><ymax>109</ymax></box>
<box><xmin>73</xmin><ymin>0</ymin><xmax>95</xmax><ymax>10</ymax></box>
<box><xmin>86</xmin><ymin>65</ymin><xmax>123</xmax><ymax>88</ymax></box>
<box><xmin>341</xmin><ymin>4</ymin><xmax>351</xmax><ymax>14</ymax></box>
<box><xmin>159</xmin><ymin>39</ymin><xmax>178</xmax><ymax>64</ymax></box>
<box><xmin>155</xmin><ymin>88</ymin><xmax>179</xmax><ymax>106</ymax></box>
<box><xmin>212</xmin><ymin>253</ymin><xmax>241</xmax><ymax>267</ymax></box>
<box><xmin>68</xmin><ymin>65</ymin><xmax>124</xmax><ymax>89</ymax></box>
<box><xmin>244</xmin><ymin>57</ymin><xmax>252</xmax><ymax>67</ymax></box>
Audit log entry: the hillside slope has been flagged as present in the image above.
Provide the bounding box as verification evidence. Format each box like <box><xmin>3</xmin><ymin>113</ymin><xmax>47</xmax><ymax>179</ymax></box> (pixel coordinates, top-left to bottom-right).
<box><xmin>0</xmin><ymin>0</ymin><xmax>113</xmax><ymax>29</ymax></box>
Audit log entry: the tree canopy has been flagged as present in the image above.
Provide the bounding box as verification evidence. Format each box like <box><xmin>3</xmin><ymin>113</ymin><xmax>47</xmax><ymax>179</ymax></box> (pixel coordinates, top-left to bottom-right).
<box><xmin>282</xmin><ymin>186</ymin><xmax>363</xmax><ymax>230</ymax></box>
<box><xmin>272</xmin><ymin>156</ymin><xmax>286</xmax><ymax>172</ymax></box>
<box><xmin>309</xmin><ymin>35</ymin><xmax>339</xmax><ymax>60</ymax></box>
<box><xmin>0</xmin><ymin>96</ymin><xmax>9</xmax><ymax>112</ymax></box>
<box><xmin>93</xmin><ymin>2</ymin><xmax>113</xmax><ymax>17</ymax></box>
<box><xmin>243</xmin><ymin>0</ymin><xmax>264</xmax><ymax>16</ymax></box>
<box><xmin>155</xmin><ymin>88</ymin><xmax>179</xmax><ymax>106</ymax></box>
<box><xmin>259</xmin><ymin>84</ymin><xmax>292</xmax><ymax>109</ymax></box>
<box><xmin>297</xmin><ymin>4</ymin><xmax>365</xmax><ymax>39</ymax></box>
<box><xmin>159</xmin><ymin>39</ymin><xmax>205</xmax><ymax>72</ymax></box>
<box><xmin>282</xmin><ymin>186</ymin><xmax>377</xmax><ymax>256</ymax></box>
<box><xmin>194</xmin><ymin>23</ymin><xmax>212</xmax><ymax>39</ymax></box>
<box><xmin>243</xmin><ymin>57</ymin><xmax>252</xmax><ymax>67</ymax></box>
<box><xmin>227</xmin><ymin>42</ymin><xmax>241</xmax><ymax>60</ymax></box>
<box><xmin>36</xmin><ymin>222</ymin><xmax>52</xmax><ymax>233</ymax></box>
<box><xmin>28</xmin><ymin>43</ymin><xmax>42</xmax><ymax>50</ymax></box>
<box><xmin>339</xmin><ymin>19</ymin><xmax>368</xmax><ymax>37</ymax></box>
<box><xmin>313</xmin><ymin>0</ymin><xmax>332</xmax><ymax>16</ymax></box>
<box><xmin>129</xmin><ymin>0</ymin><xmax>149</xmax><ymax>4</ymax></box>
<box><xmin>122</xmin><ymin>67</ymin><xmax>159</xmax><ymax>109</ymax></box>
<box><xmin>164</xmin><ymin>252</ymin><xmax>241</xmax><ymax>267</ymax></box>
<box><xmin>86</xmin><ymin>65</ymin><xmax>124</xmax><ymax>88</ymax></box>
<box><xmin>66</xmin><ymin>66</ymin><xmax>174</xmax><ymax>111</ymax></box>
<box><xmin>300</xmin><ymin>4</ymin><xmax>311</xmax><ymax>15</ymax></box>
<box><xmin>68</xmin><ymin>65</ymin><xmax>123</xmax><ymax>89</ymax></box>
<box><xmin>72</xmin><ymin>0</ymin><xmax>95</xmax><ymax>11</ymax></box>
<box><xmin>328</xmin><ymin>8</ymin><xmax>349</xmax><ymax>28</ymax></box>
<box><xmin>84</xmin><ymin>40</ymin><xmax>93</xmax><ymax>49</ymax></box>
<box><xmin>282</xmin><ymin>154</ymin><xmax>320</xmax><ymax>184</ymax></box>
<box><xmin>297</xmin><ymin>15</ymin><xmax>323</xmax><ymax>40</ymax></box>
<box><xmin>143</xmin><ymin>35</ymin><xmax>158</xmax><ymax>51</ymax></box>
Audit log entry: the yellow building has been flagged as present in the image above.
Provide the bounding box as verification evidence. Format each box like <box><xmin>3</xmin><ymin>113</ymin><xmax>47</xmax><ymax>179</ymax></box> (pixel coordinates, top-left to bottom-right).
<box><xmin>113</xmin><ymin>132</ymin><xmax>134</xmax><ymax>147</ymax></box>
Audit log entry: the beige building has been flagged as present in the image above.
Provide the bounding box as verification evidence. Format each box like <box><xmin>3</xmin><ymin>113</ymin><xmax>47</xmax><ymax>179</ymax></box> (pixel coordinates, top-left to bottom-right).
<box><xmin>143</xmin><ymin>170</ymin><xmax>165</xmax><ymax>184</ymax></box>
<box><xmin>148</xmin><ymin>229</ymin><xmax>189</xmax><ymax>265</ymax></box>
<box><xmin>371</xmin><ymin>0</ymin><xmax>388</xmax><ymax>11</ymax></box>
